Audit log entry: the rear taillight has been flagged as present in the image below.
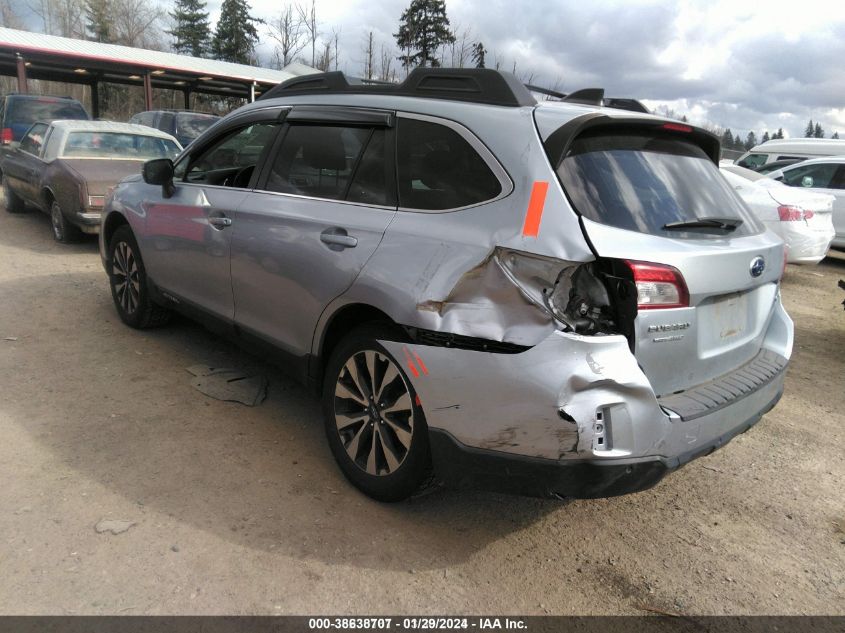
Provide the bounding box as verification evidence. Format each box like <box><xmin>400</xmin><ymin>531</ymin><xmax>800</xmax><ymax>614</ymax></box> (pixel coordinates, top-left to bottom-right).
<box><xmin>778</xmin><ymin>205</ymin><xmax>812</xmax><ymax>221</ymax></box>
<box><xmin>1</xmin><ymin>128</ymin><xmax>12</xmax><ymax>145</ymax></box>
<box><xmin>626</xmin><ymin>260</ymin><xmax>690</xmax><ymax>309</ymax></box>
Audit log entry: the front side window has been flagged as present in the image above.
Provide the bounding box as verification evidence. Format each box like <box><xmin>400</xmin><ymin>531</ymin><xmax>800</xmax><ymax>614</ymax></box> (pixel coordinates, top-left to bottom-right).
<box><xmin>556</xmin><ymin>132</ymin><xmax>760</xmax><ymax>237</ymax></box>
<box><xmin>20</xmin><ymin>123</ymin><xmax>48</xmax><ymax>156</ymax></box>
<box><xmin>736</xmin><ymin>153</ymin><xmax>768</xmax><ymax>169</ymax></box>
<box><xmin>780</xmin><ymin>162</ymin><xmax>838</xmax><ymax>188</ymax></box>
<box><xmin>184</xmin><ymin>122</ymin><xmax>279</xmax><ymax>187</ymax></box>
<box><xmin>264</xmin><ymin>125</ymin><xmax>373</xmax><ymax>201</ymax></box>
<box><xmin>396</xmin><ymin>117</ymin><xmax>502</xmax><ymax>210</ymax></box>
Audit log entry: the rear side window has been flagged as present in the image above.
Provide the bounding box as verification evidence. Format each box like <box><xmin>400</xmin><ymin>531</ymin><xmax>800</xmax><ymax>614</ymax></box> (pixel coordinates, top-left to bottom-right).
<box><xmin>396</xmin><ymin>118</ymin><xmax>501</xmax><ymax>210</ymax></box>
<box><xmin>557</xmin><ymin>132</ymin><xmax>759</xmax><ymax>237</ymax></box>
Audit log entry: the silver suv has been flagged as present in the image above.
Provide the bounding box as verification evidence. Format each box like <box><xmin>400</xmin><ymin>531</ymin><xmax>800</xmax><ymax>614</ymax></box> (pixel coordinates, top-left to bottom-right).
<box><xmin>99</xmin><ymin>69</ymin><xmax>793</xmax><ymax>502</ymax></box>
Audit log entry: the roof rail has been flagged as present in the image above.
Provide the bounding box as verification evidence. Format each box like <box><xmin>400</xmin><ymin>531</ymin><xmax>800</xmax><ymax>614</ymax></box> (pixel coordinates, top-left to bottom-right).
<box><xmin>258</xmin><ymin>68</ymin><xmax>537</xmax><ymax>107</ymax></box>
<box><xmin>524</xmin><ymin>84</ymin><xmax>650</xmax><ymax>114</ymax></box>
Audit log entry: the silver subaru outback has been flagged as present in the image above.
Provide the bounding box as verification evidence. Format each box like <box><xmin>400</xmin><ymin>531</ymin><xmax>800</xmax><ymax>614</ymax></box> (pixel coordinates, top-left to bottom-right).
<box><xmin>99</xmin><ymin>69</ymin><xmax>793</xmax><ymax>502</ymax></box>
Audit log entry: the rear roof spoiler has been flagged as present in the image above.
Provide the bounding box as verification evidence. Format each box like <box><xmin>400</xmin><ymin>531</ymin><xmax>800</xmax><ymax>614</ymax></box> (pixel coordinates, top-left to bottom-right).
<box><xmin>543</xmin><ymin>113</ymin><xmax>721</xmax><ymax>166</ymax></box>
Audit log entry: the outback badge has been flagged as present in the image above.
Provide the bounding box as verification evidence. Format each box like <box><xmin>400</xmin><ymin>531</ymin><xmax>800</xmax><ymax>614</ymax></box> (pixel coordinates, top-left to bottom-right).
<box><xmin>750</xmin><ymin>256</ymin><xmax>766</xmax><ymax>278</ymax></box>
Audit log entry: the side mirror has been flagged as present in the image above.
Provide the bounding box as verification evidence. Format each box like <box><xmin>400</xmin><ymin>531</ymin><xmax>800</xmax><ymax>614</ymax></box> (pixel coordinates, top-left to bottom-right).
<box><xmin>801</xmin><ymin>175</ymin><xmax>814</xmax><ymax>188</ymax></box>
<box><xmin>143</xmin><ymin>158</ymin><xmax>175</xmax><ymax>198</ymax></box>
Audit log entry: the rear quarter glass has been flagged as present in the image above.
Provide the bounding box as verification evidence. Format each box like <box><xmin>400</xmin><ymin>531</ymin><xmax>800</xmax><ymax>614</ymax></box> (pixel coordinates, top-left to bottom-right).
<box><xmin>556</xmin><ymin>132</ymin><xmax>762</xmax><ymax>238</ymax></box>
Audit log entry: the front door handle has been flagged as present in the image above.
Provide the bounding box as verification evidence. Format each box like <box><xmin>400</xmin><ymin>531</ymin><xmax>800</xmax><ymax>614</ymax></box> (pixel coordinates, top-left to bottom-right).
<box><xmin>208</xmin><ymin>215</ymin><xmax>232</xmax><ymax>229</ymax></box>
<box><xmin>320</xmin><ymin>228</ymin><xmax>358</xmax><ymax>250</ymax></box>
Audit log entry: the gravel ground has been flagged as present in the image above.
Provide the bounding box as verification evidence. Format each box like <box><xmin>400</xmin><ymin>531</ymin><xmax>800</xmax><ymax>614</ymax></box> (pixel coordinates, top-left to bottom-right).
<box><xmin>0</xmin><ymin>206</ymin><xmax>843</xmax><ymax>615</ymax></box>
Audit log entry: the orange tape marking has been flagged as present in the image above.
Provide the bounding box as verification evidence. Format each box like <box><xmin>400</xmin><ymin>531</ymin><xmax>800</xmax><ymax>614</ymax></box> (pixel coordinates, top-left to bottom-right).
<box><xmin>412</xmin><ymin>351</ymin><xmax>429</xmax><ymax>375</ymax></box>
<box><xmin>521</xmin><ymin>180</ymin><xmax>549</xmax><ymax>237</ymax></box>
<box><xmin>403</xmin><ymin>346</ymin><xmax>420</xmax><ymax>378</ymax></box>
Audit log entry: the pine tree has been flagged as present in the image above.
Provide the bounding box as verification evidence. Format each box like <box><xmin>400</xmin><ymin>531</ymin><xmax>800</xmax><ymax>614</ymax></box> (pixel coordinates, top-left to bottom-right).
<box><xmin>85</xmin><ymin>0</ymin><xmax>113</xmax><ymax>43</ymax></box>
<box><xmin>744</xmin><ymin>131</ymin><xmax>757</xmax><ymax>150</ymax></box>
<box><xmin>813</xmin><ymin>122</ymin><xmax>824</xmax><ymax>138</ymax></box>
<box><xmin>720</xmin><ymin>128</ymin><xmax>733</xmax><ymax>149</ymax></box>
<box><xmin>211</xmin><ymin>0</ymin><xmax>260</xmax><ymax>65</ymax></box>
<box><xmin>733</xmin><ymin>133</ymin><xmax>742</xmax><ymax>149</ymax></box>
<box><xmin>395</xmin><ymin>0</ymin><xmax>455</xmax><ymax>70</ymax></box>
<box><xmin>168</xmin><ymin>0</ymin><xmax>211</xmax><ymax>58</ymax></box>
<box><xmin>775</xmin><ymin>127</ymin><xmax>784</xmax><ymax>139</ymax></box>
<box><xmin>761</xmin><ymin>131</ymin><xmax>770</xmax><ymax>143</ymax></box>
<box><xmin>833</xmin><ymin>132</ymin><xmax>840</xmax><ymax>139</ymax></box>
<box><xmin>471</xmin><ymin>41</ymin><xmax>486</xmax><ymax>68</ymax></box>
<box><xmin>804</xmin><ymin>119</ymin><xmax>814</xmax><ymax>138</ymax></box>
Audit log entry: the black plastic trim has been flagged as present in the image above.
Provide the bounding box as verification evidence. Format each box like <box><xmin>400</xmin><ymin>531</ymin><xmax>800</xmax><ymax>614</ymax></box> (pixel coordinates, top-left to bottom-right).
<box><xmin>403</xmin><ymin>327</ymin><xmax>530</xmax><ymax>354</ymax></box>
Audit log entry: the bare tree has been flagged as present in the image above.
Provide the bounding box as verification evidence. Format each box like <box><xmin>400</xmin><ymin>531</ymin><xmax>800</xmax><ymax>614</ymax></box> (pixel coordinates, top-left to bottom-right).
<box><xmin>449</xmin><ymin>24</ymin><xmax>472</xmax><ymax>68</ymax></box>
<box><xmin>332</xmin><ymin>27</ymin><xmax>340</xmax><ymax>71</ymax></box>
<box><xmin>266</xmin><ymin>3</ymin><xmax>305</xmax><ymax>69</ymax></box>
<box><xmin>296</xmin><ymin>0</ymin><xmax>318</xmax><ymax>67</ymax></box>
<box><xmin>0</xmin><ymin>0</ymin><xmax>23</xmax><ymax>27</ymax></box>
<box><xmin>28</xmin><ymin>0</ymin><xmax>85</xmax><ymax>37</ymax></box>
<box><xmin>379</xmin><ymin>43</ymin><xmax>395</xmax><ymax>82</ymax></box>
<box><xmin>113</xmin><ymin>0</ymin><xmax>165</xmax><ymax>49</ymax></box>
<box><xmin>315</xmin><ymin>39</ymin><xmax>332</xmax><ymax>71</ymax></box>
<box><xmin>362</xmin><ymin>31</ymin><xmax>375</xmax><ymax>79</ymax></box>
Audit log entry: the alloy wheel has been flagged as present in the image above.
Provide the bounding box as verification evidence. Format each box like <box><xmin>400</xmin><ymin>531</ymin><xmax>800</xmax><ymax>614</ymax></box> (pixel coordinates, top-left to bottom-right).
<box><xmin>112</xmin><ymin>241</ymin><xmax>140</xmax><ymax>315</ymax></box>
<box><xmin>333</xmin><ymin>350</ymin><xmax>415</xmax><ymax>476</ymax></box>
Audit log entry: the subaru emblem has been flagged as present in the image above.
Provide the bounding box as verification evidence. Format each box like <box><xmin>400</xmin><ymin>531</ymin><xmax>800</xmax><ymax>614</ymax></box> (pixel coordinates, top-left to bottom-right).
<box><xmin>750</xmin><ymin>256</ymin><xmax>765</xmax><ymax>277</ymax></box>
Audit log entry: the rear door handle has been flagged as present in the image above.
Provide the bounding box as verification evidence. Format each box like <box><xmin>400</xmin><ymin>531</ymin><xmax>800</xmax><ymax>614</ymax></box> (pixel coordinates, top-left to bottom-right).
<box><xmin>320</xmin><ymin>228</ymin><xmax>358</xmax><ymax>250</ymax></box>
<box><xmin>208</xmin><ymin>215</ymin><xmax>232</xmax><ymax>229</ymax></box>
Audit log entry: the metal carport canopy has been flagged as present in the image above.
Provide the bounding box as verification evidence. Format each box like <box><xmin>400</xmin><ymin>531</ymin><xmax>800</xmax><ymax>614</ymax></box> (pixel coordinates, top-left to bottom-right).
<box><xmin>0</xmin><ymin>27</ymin><xmax>318</xmax><ymax>116</ymax></box>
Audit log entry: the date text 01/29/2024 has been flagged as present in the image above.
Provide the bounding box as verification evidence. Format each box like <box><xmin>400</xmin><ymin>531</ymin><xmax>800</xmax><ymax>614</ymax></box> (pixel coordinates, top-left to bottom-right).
<box><xmin>307</xmin><ymin>617</ymin><xmax>528</xmax><ymax>630</ymax></box>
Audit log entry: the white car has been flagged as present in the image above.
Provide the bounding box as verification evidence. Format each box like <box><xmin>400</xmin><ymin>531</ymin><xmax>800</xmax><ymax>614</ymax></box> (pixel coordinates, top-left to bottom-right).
<box><xmin>721</xmin><ymin>166</ymin><xmax>835</xmax><ymax>264</ymax></box>
<box><xmin>766</xmin><ymin>156</ymin><xmax>845</xmax><ymax>248</ymax></box>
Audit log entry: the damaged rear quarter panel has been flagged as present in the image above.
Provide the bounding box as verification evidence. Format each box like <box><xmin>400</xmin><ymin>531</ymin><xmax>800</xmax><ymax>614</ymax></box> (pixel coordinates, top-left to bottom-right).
<box><xmin>381</xmin><ymin>332</ymin><xmax>671</xmax><ymax>461</ymax></box>
<box><xmin>311</xmin><ymin>106</ymin><xmax>594</xmax><ymax>354</ymax></box>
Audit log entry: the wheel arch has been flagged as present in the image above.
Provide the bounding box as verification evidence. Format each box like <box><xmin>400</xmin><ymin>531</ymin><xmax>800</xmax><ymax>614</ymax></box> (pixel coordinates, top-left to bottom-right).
<box><xmin>311</xmin><ymin>302</ymin><xmax>397</xmax><ymax>390</ymax></box>
<box><xmin>102</xmin><ymin>211</ymin><xmax>130</xmax><ymax>250</ymax></box>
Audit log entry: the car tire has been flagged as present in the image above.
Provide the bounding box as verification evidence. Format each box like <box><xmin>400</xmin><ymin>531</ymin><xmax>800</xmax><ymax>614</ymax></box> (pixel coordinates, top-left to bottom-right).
<box><xmin>50</xmin><ymin>201</ymin><xmax>82</xmax><ymax>243</ymax></box>
<box><xmin>108</xmin><ymin>225</ymin><xmax>171</xmax><ymax>329</ymax></box>
<box><xmin>322</xmin><ymin>324</ymin><xmax>433</xmax><ymax>502</ymax></box>
<box><xmin>3</xmin><ymin>175</ymin><xmax>26</xmax><ymax>213</ymax></box>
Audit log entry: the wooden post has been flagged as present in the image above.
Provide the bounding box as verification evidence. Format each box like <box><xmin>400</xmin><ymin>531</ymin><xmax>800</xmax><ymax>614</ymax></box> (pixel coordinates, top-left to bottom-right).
<box><xmin>15</xmin><ymin>54</ymin><xmax>27</xmax><ymax>94</ymax></box>
<box><xmin>144</xmin><ymin>72</ymin><xmax>153</xmax><ymax>110</ymax></box>
<box><xmin>90</xmin><ymin>81</ymin><xmax>100</xmax><ymax>119</ymax></box>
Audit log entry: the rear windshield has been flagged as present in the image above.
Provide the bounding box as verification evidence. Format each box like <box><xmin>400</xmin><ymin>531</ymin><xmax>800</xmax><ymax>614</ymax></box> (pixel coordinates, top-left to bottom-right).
<box><xmin>62</xmin><ymin>132</ymin><xmax>180</xmax><ymax>160</ymax></box>
<box><xmin>7</xmin><ymin>98</ymin><xmax>88</xmax><ymax>127</ymax></box>
<box><xmin>176</xmin><ymin>113</ymin><xmax>218</xmax><ymax>140</ymax></box>
<box><xmin>556</xmin><ymin>132</ymin><xmax>760</xmax><ymax>237</ymax></box>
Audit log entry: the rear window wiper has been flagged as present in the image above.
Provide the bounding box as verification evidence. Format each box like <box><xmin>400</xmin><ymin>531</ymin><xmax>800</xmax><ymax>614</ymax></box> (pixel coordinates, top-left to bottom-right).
<box><xmin>662</xmin><ymin>217</ymin><xmax>743</xmax><ymax>232</ymax></box>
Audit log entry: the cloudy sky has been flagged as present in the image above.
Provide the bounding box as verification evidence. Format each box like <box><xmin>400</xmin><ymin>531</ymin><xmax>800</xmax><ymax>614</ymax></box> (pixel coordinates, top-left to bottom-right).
<box><xmin>234</xmin><ymin>0</ymin><xmax>845</xmax><ymax>140</ymax></box>
<box><xmin>14</xmin><ymin>0</ymin><xmax>845</xmax><ymax>139</ymax></box>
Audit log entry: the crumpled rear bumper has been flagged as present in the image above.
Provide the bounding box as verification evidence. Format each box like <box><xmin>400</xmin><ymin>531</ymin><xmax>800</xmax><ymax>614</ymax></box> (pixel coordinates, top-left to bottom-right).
<box><xmin>379</xmin><ymin>300</ymin><xmax>792</xmax><ymax>498</ymax></box>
